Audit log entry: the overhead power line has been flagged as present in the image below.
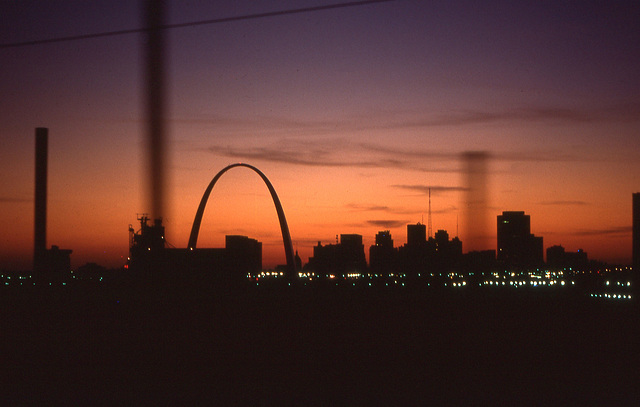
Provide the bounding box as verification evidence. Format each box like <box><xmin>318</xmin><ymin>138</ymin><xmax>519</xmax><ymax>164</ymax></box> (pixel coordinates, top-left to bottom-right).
<box><xmin>0</xmin><ymin>0</ymin><xmax>395</xmax><ymax>49</ymax></box>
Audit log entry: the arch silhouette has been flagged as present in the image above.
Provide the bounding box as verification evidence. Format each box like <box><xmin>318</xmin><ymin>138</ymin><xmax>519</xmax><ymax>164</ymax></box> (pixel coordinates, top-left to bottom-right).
<box><xmin>188</xmin><ymin>163</ymin><xmax>296</xmax><ymax>278</ymax></box>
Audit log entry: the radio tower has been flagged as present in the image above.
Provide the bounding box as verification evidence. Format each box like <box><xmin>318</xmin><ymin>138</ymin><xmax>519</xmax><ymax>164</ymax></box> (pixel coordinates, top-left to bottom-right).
<box><xmin>427</xmin><ymin>187</ymin><xmax>433</xmax><ymax>239</ymax></box>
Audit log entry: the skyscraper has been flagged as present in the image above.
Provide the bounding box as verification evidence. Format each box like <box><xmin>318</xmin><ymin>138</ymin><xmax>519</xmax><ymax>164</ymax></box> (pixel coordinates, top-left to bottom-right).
<box><xmin>375</xmin><ymin>230</ymin><xmax>394</xmax><ymax>248</ymax></box>
<box><xmin>633</xmin><ymin>193</ymin><xmax>640</xmax><ymax>272</ymax></box>
<box><xmin>407</xmin><ymin>223</ymin><xmax>427</xmax><ymax>246</ymax></box>
<box><xmin>370</xmin><ymin>230</ymin><xmax>396</xmax><ymax>274</ymax></box>
<box><xmin>497</xmin><ymin>211</ymin><xmax>543</xmax><ymax>269</ymax></box>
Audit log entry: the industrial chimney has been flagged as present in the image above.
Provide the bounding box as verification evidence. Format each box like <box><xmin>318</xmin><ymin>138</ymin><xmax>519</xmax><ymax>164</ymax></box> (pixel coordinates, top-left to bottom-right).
<box><xmin>34</xmin><ymin>127</ymin><xmax>48</xmax><ymax>272</ymax></box>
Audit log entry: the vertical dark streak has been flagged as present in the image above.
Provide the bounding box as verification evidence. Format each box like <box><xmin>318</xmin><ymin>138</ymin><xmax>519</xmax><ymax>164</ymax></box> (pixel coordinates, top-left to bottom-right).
<box><xmin>145</xmin><ymin>0</ymin><xmax>166</xmax><ymax>220</ymax></box>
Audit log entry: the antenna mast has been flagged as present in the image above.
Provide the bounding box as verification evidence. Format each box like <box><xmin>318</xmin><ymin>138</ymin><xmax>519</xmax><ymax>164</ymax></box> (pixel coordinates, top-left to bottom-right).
<box><xmin>427</xmin><ymin>187</ymin><xmax>433</xmax><ymax>239</ymax></box>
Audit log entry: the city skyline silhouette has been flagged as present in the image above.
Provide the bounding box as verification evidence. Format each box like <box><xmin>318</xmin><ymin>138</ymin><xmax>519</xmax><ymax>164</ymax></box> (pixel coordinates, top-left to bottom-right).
<box><xmin>2</xmin><ymin>2</ymin><xmax>639</xmax><ymax>403</ymax></box>
<box><xmin>2</xmin><ymin>1</ymin><xmax>639</xmax><ymax>271</ymax></box>
<box><xmin>3</xmin><ymin>125</ymin><xmax>638</xmax><ymax>271</ymax></box>
<box><xmin>17</xmin><ymin>126</ymin><xmax>637</xmax><ymax>287</ymax></box>
<box><xmin>0</xmin><ymin>2</ymin><xmax>640</xmax><ymax>268</ymax></box>
<box><xmin>8</xmin><ymin>126</ymin><xmax>638</xmax><ymax>274</ymax></box>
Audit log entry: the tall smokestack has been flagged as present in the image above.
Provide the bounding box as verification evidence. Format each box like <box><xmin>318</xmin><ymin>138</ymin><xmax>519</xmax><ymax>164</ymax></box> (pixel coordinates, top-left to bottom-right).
<box><xmin>34</xmin><ymin>127</ymin><xmax>48</xmax><ymax>272</ymax></box>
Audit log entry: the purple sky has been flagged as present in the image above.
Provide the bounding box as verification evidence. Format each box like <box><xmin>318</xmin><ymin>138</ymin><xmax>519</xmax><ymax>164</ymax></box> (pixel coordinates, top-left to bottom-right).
<box><xmin>1</xmin><ymin>0</ymin><xmax>639</xmax><ymax>269</ymax></box>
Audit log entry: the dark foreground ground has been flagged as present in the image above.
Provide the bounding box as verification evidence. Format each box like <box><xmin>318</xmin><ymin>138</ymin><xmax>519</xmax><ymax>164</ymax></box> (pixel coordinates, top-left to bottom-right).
<box><xmin>2</xmin><ymin>283</ymin><xmax>638</xmax><ymax>405</ymax></box>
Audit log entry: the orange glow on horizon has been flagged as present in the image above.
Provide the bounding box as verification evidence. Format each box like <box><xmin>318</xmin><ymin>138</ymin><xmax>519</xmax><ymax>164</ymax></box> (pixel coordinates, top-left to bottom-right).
<box><xmin>1</xmin><ymin>2</ymin><xmax>638</xmax><ymax>271</ymax></box>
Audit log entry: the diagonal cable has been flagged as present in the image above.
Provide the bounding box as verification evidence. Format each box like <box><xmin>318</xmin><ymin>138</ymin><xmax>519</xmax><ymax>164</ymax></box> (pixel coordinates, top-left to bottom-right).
<box><xmin>1</xmin><ymin>0</ymin><xmax>396</xmax><ymax>49</ymax></box>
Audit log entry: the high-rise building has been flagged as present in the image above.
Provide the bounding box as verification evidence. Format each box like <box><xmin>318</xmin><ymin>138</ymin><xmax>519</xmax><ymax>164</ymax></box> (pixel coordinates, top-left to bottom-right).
<box><xmin>546</xmin><ymin>245</ymin><xmax>588</xmax><ymax>270</ymax></box>
<box><xmin>431</xmin><ymin>229</ymin><xmax>463</xmax><ymax>271</ymax></box>
<box><xmin>307</xmin><ymin>234</ymin><xmax>367</xmax><ymax>276</ymax></box>
<box><xmin>497</xmin><ymin>211</ymin><xmax>543</xmax><ymax>269</ymax></box>
<box><xmin>633</xmin><ymin>193</ymin><xmax>640</xmax><ymax>272</ymax></box>
<box><xmin>370</xmin><ymin>230</ymin><xmax>396</xmax><ymax>274</ymax></box>
<box><xmin>226</xmin><ymin>235</ymin><xmax>262</xmax><ymax>274</ymax></box>
<box><xmin>339</xmin><ymin>234</ymin><xmax>367</xmax><ymax>273</ymax></box>
<box><xmin>407</xmin><ymin>223</ymin><xmax>427</xmax><ymax>246</ymax></box>
<box><xmin>375</xmin><ymin>230</ymin><xmax>394</xmax><ymax>248</ymax></box>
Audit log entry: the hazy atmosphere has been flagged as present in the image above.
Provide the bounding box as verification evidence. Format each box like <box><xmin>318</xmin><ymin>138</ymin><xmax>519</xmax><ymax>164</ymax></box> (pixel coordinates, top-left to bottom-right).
<box><xmin>2</xmin><ymin>0</ymin><xmax>639</xmax><ymax>270</ymax></box>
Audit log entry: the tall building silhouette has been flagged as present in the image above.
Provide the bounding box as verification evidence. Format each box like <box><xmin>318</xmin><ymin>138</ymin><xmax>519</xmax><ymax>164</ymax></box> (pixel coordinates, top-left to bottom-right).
<box><xmin>375</xmin><ymin>230</ymin><xmax>394</xmax><ymax>248</ymax></box>
<box><xmin>633</xmin><ymin>193</ymin><xmax>640</xmax><ymax>272</ymax></box>
<box><xmin>369</xmin><ymin>230</ymin><xmax>397</xmax><ymax>274</ymax></box>
<box><xmin>34</xmin><ymin>128</ymin><xmax>48</xmax><ymax>272</ymax></box>
<box><xmin>546</xmin><ymin>245</ymin><xmax>588</xmax><ymax>270</ymax></box>
<box><xmin>432</xmin><ymin>229</ymin><xmax>463</xmax><ymax>271</ymax></box>
<box><xmin>306</xmin><ymin>234</ymin><xmax>367</xmax><ymax>276</ymax></box>
<box><xmin>400</xmin><ymin>223</ymin><xmax>428</xmax><ymax>276</ymax></box>
<box><xmin>128</xmin><ymin>216</ymin><xmax>261</xmax><ymax>283</ymax></box>
<box><xmin>397</xmin><ymin>225</ymin><xmax>463</xmax><ymax>276</ymax></box>
<box><xmin>497</xmin><ymin>211</ymin><xmax>543</xmax><ymax>269</ymax></box>
<box><xmin>407</xmin><ymin>223</ymin><xmax>427</xmax><ymax>246</ymax></box>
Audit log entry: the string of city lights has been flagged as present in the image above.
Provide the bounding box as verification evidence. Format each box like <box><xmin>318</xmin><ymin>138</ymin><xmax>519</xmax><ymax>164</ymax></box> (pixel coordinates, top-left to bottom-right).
<box><xmin>0</xmin><ymin>0</ymin><xmax>396</xmax><ymax>49</ymax></box>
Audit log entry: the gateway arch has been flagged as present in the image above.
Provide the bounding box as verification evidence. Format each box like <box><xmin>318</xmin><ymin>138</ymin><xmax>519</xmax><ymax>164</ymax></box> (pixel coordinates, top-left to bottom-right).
<box><xmin>188</xmin><ymin>163</ymin><xmax>296</xmax><ymax>278</ymax></box>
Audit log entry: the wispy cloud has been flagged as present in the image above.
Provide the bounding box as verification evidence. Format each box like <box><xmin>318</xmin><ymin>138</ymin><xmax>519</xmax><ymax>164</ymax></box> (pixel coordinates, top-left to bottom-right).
<box><xmin>345</xmin><ymin>203</ymin><xmax>391</xmax><ymax>212</ymax></box>
<box><xmin>207</xmin><ymin>142</ymin><xmax>344</xmax><ymax>167</ymax></box>
<box><xmin>432</xmin><ymin>205</ymin><xmax>459</xmax><ymax>215</ymax></box>
<box><xmin>495</xmin><ymin>150</ymin><xmax>580</xmax><ymax>163</ymax></box>
<box><xmin>345</xmin><ymin>203</ymin><xmax>439</xmax><ymax>216</ymax></box>
<box><xmin>358</xmin><ymin>143</ymin><xmax>458</xmax><ymax>161</ymax></box>
<box><xmin>203</xmin><ymin>135</ymin><xmax>584</xmax><ymax>174</ymax></box>
<box><xmin>572</xmin><ymin>226</ymin><xmax>631</xmax><ymax>236</ymax></box>
<box><xmin>391</xmin><ymin>184</ymin><xmax>467</xmax><ymax>194</ymax></box>
<box><xmin>0</xmin><ymin>197</ymin><xmax>30</xmax><ymax>203</ymax></box>
<box><xmin>291</xmin><ymin>237</ymin><xmax>331</xmax><ymax>248</ymax></box>
<box><xmin>205</xmin><ymin>140</ymin><xmax>458</xmax><ymax>173</ymax></box>
<box><xmin>539</xmin><ymin>200</ymin><xmax>589</xmax><ymax>206</ymax></box>
<box><xmin>366</xmin><ymin>219</ymin><xmax>408</xmax><ymax>228</ymax></box>
<box><xmin>173</xmin><ymin>114</ymin><xmax>341</xmax><ymax>136</ymax></box>
<box><xmin>362</xmin><ymin>143</ymin><xmax>582</xmax><ymax>164</ymax></box>
<box><xmin>195</xmin><ymin>101</ymin><xmax>627</xmax><ymax>174</ymax></box>
<box><xmin>361</xmin><ymin>103</ymin><xmax>640</xmax><ymax>130</ymax></box>
<box><xmin>177</xmin><ymin>102</ymin><xmax>640</xmax><ymax>142</ymax></box>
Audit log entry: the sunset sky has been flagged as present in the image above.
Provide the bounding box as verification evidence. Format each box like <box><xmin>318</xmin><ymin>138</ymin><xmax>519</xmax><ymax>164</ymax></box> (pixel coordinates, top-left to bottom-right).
<box><xmin>1</xmin><ymin>0</ymin><xmax>639</xmax><ymax>270</ymax></box>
